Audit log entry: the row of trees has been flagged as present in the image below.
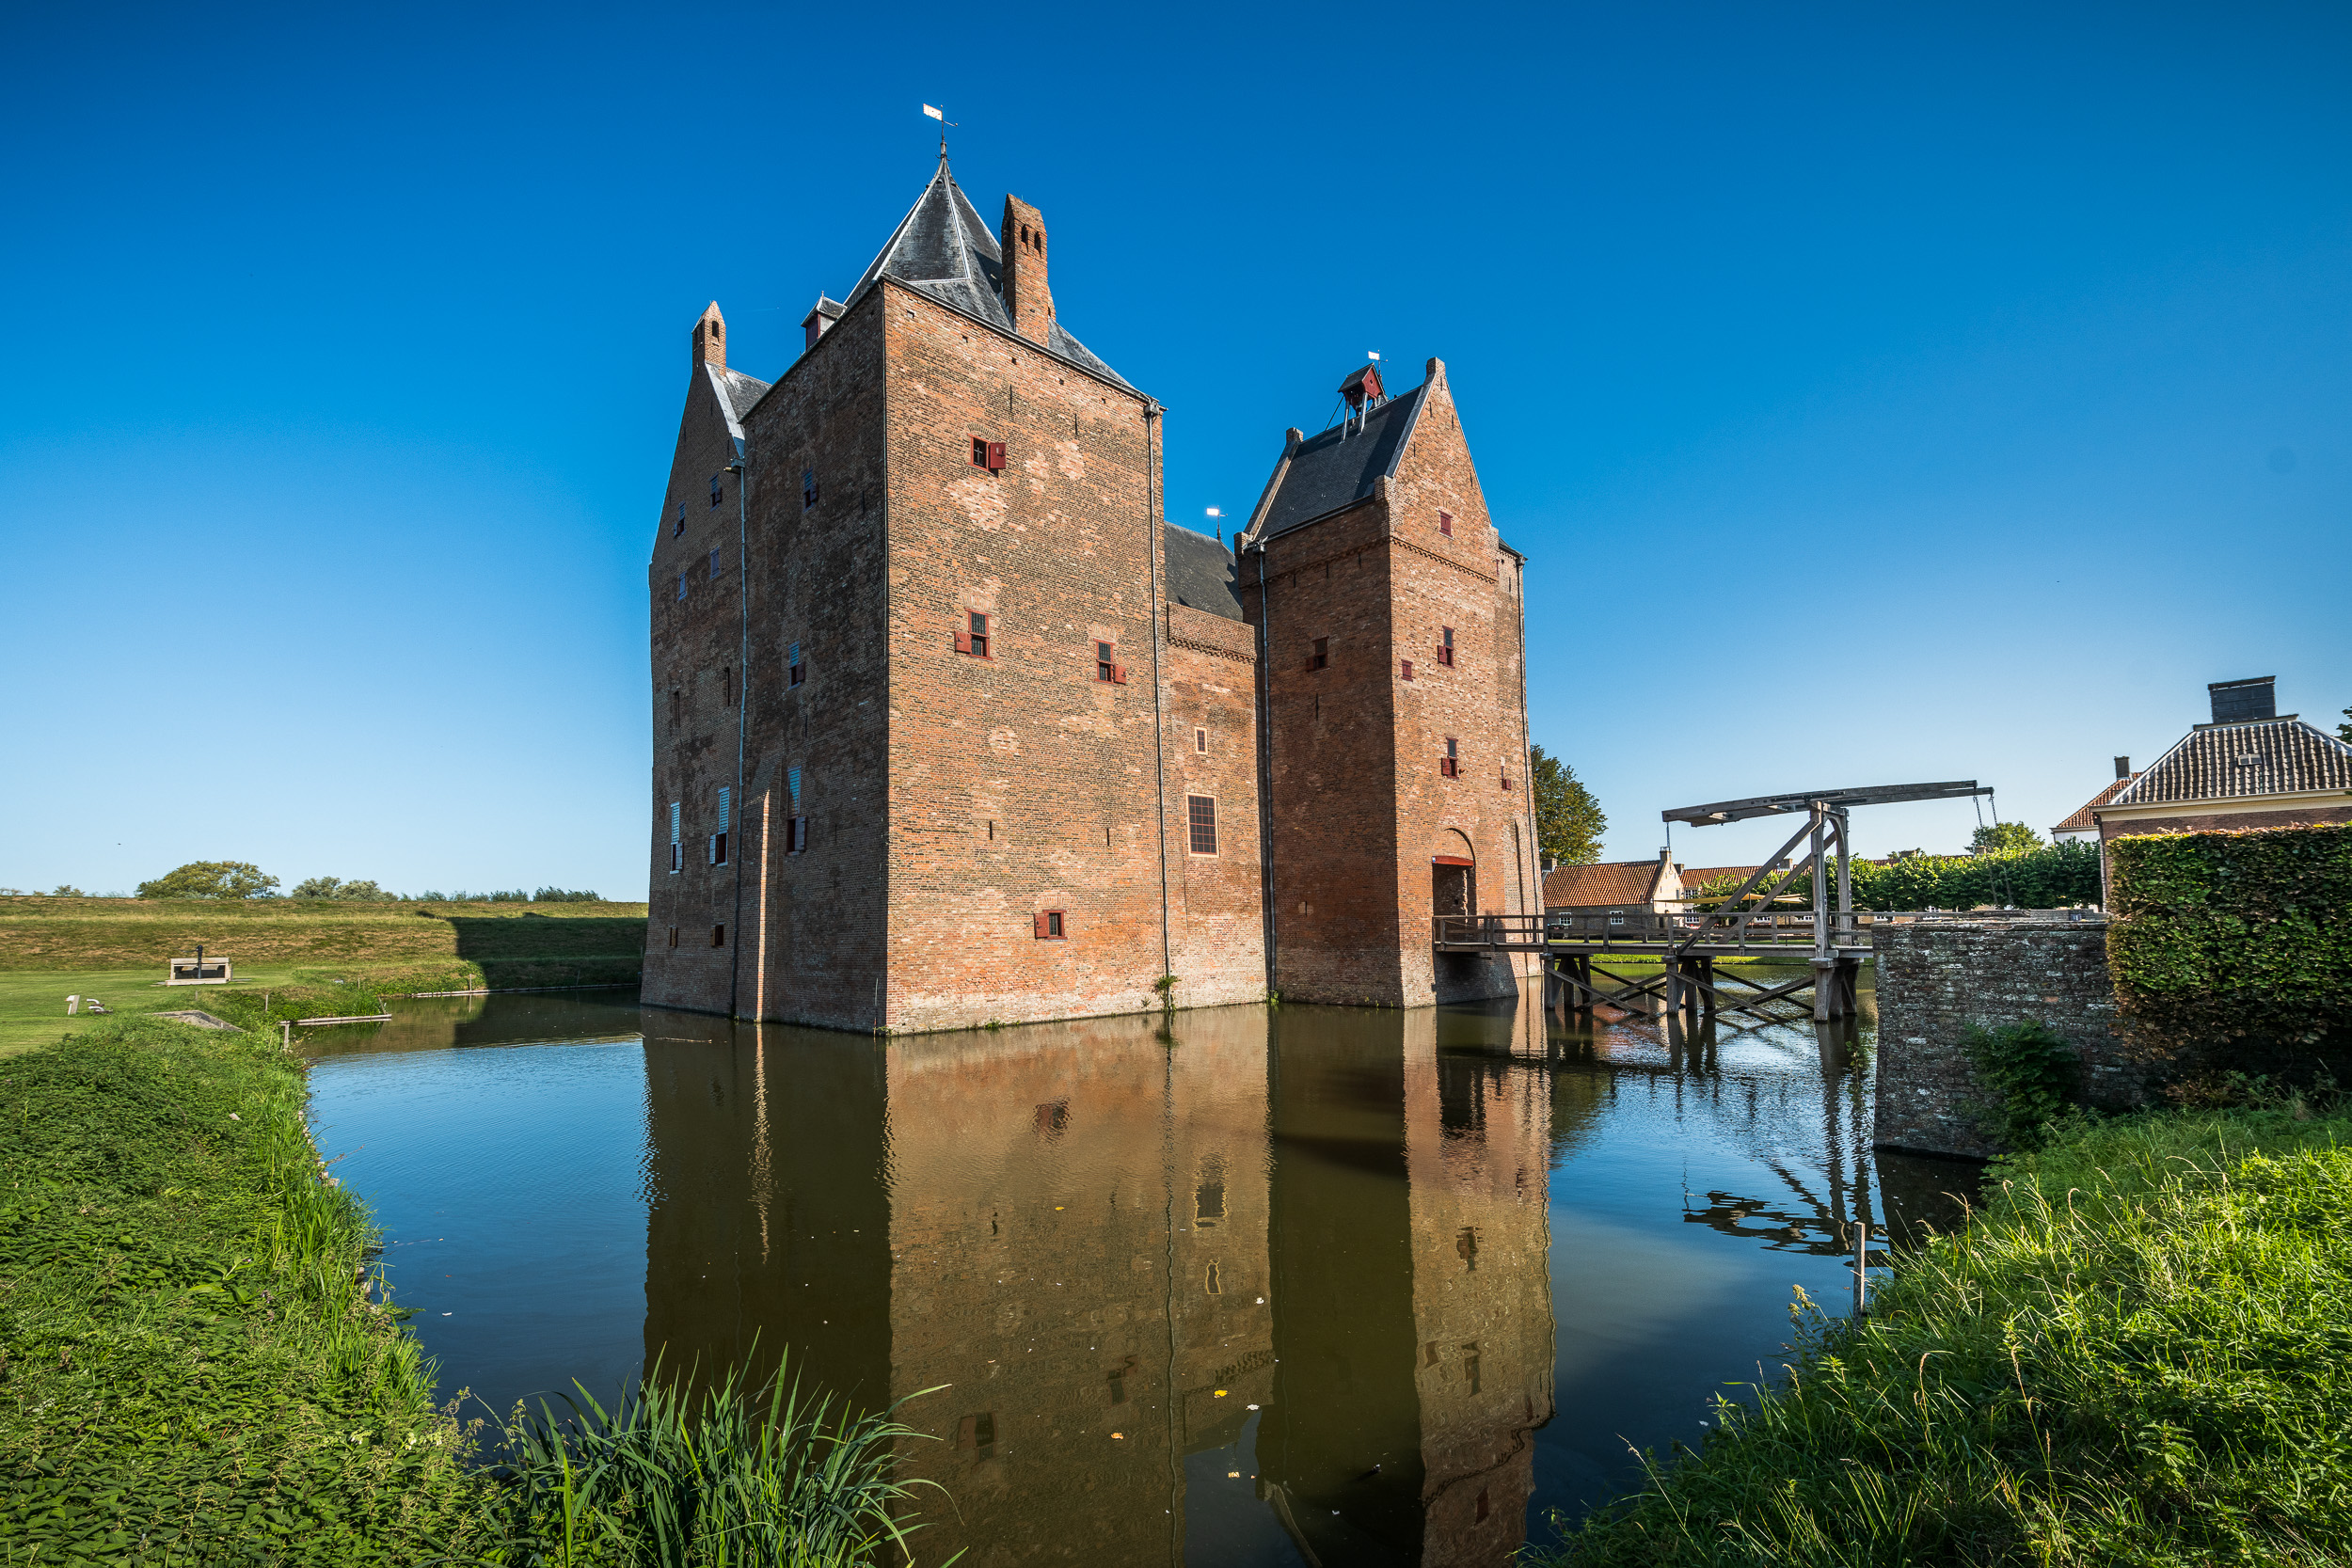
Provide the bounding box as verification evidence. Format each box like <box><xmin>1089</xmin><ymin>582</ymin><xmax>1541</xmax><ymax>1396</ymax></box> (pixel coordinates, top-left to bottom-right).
<box><xmin>119</xmin><ymin>863</ymin><xmax>601</xmax><ymax>903</ymax></box>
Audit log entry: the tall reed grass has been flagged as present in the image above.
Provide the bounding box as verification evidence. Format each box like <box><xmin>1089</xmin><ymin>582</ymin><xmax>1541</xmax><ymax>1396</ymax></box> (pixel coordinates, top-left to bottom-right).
<box><xmin>491</xmin><ymin>1353</ymin><xmax>954</xmax><ymax>1567</ymax></box>
<box><xmin>1529</xmin><ymin>1108</ymin><xmax>2352</xmax><ymax>1566</ymax></box>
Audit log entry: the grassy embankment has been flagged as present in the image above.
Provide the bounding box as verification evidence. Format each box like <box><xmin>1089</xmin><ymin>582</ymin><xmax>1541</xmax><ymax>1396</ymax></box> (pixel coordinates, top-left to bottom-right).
<box><xmin>1531</xmin><ymin>1108</ymin><xmax>2352</xmax><ymax>1566</ymax></box>
<box><xmin>1</xmin><ymin>1014</ymin><xmax>949</xmax><ymax>1565</ymax></box>
<box><xmin>0</xmin><ymin>896</ymin><xmax>648</xmax><ymax>1056</ymax></box>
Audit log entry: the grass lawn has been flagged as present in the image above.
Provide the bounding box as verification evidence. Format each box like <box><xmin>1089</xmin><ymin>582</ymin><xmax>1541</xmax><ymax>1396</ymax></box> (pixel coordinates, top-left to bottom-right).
<box><xmin>0</xmin><ymin>897</ymin><xmax>650</xmax><ymax>1057</ymax></box>
<box><xmin>1531</xmin><ymin>1107</ymin><xmax>2352</xmax><ymax>1566</ymax></box>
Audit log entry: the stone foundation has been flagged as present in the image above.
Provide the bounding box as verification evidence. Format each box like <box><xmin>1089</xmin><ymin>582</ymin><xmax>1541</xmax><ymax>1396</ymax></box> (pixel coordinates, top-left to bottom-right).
<box><xmin>1872</xmin><ymin>918</ymin><xmax>2138</xmax><ymax>1159</ymax></box>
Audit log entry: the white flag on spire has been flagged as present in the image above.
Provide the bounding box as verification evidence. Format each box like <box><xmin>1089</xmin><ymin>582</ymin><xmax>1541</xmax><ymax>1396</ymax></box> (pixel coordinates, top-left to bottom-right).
<box><xmin>923</xmin><ymin>104</ymin><xmax>944</xmax><ymax>120</ymax></box>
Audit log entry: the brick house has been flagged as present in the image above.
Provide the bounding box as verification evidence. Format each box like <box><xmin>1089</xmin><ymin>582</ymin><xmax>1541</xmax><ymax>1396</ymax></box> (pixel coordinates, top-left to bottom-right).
<box><xmin>2094</xmin><ymin>678</ymin><xmax>2352</xmax><ymax>869</ymax></box>
<box><xmin>646</xmin><ymin>158</ymin><xmax>1539</xmax><ymax>1029</ymax></box>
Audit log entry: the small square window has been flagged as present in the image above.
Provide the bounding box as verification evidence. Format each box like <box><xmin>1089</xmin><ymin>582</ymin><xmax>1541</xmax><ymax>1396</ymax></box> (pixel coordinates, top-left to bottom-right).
<box><xmin>708</xmin><ymin>548</ymin><xmax>722</xmax><ymax>580</ymax></box>
<box><xmin>666</xmin><ymin>926</ymin><xmax>678</xmax><ymax>948</ymax></box>
<box><xmin>1309</xmin><ymin>637</ymin><xmax>1328</xmax><ymax>672</ymax></box>
<box><xmin>1035</xmin><ymin>910</ymin><xmax>1067</xmax><ymax>940</ymax></box>
<box><xmin>788</xmin><ymin>639</ymin><xmax>805</xmax><ymax>688</ymax></box>
<box><xmin>1096</xmin><ymin>641</ymin><xmax>1117</xmax><ymax>682</ymax></box>
<box><xmin>710</xmin><ymin>475</ymin><xmax>723</xmax><ymax>508</ymax></box>
<box><xmin>972</xmin><ymin>437</ymin><xmax>989</xmax><ymax>467</ymax></box>
<box><xmin>957</xmin><ymin>611</ymin><xmax>990</xmax><ymax>658</ymax></box>
<box><xmin>1441</xmin><ymin>737</ymin><xmax>1459</xmax><ymax>779</ymax></box>
<box><xmin>1438</xmin><ymin>627</ymin><xmax>1454</xmax><ymax>667</ymax></box>
<box><xmin>712</xmin><ymin>924</ymin><xmax>726</xmax><ymax>946</ymax></box>
<box><xmin>1194</xmin><ymin>726</ymin><xmax>1207</xmax><ymax>753</ymax></box>
<box><xmin>1401</xmin><ymin>658</ymin><xmax>1414</xmax><ymax>681</ymax></box>
<box><xmin>1438</xmin><ymin>510</ymin><xmax>1454</xmax><ymax>536</ymax></box>
<box><xmin>803</xmin><ymin>468</ymin><xmax>818</xmax><ymax>511</ymax></box>
<box><xmin>1187</xmin><ymin>795</ymin><xmax>1217</xmax><ymax>856</ymax></box>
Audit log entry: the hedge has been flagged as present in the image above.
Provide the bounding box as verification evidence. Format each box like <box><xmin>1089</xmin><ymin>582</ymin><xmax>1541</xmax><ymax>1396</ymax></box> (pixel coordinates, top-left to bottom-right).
<box><xmin>2107</xmin><ymin>821</ymin><xmax>2352</xmax><ymax>1068</ymax></box>
<box><xmin>1692</xmin><ymin>840</ymin><xmax>2102</xmax><ymax>912</ymax></box>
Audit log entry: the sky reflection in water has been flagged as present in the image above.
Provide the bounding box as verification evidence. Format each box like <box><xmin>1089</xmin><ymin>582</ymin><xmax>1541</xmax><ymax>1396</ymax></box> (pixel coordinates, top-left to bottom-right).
<box><xmin>303</xmin><ymin>985</ymin><xmax>1969</xmax><ymax>1567</ymax></box>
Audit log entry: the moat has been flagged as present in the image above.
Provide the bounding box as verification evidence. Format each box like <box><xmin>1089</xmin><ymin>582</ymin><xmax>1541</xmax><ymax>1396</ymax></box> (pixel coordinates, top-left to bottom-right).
<box><xmin>302</xmin><ymin>982</ymin><xmax>1967</xmax><ymax>1566</ymax></box>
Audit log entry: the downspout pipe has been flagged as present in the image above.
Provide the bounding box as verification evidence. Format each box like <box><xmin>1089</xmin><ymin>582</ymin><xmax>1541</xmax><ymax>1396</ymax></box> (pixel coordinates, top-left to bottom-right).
<box><xmin>727</xmin><ymin>437</ymin><xmax>749</xmax><ymax>1020</ymax></box>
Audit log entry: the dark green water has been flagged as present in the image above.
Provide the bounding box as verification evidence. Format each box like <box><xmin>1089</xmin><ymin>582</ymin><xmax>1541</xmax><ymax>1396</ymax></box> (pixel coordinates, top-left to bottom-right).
<box><xmin>301</xmin><ymin>983</ymin><xmax>1971</xmax><ymax>1566</ymax></box>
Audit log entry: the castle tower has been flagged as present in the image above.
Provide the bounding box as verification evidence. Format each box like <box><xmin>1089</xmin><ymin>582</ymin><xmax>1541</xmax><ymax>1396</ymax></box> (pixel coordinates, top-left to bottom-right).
<box><xmin>645</xmin><ymin>159</ymin><xmax>1265</xmax><ymax>1030</ymax></box>
<box><xmin>1237</xmin><ymin>362</ymin><xmax>1539</xmax><ymax>1006</ymax></box>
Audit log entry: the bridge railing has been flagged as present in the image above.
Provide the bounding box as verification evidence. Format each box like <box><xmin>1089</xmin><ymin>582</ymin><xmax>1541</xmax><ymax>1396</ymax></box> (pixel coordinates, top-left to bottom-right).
<box><xmin>1434</xmin><ymin>907</ymin><xmax>2103</xmax><ymax>952</ymax></box>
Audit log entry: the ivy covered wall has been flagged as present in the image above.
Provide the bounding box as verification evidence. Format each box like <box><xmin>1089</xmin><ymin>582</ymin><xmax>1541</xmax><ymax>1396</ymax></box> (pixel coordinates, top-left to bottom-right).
<box><xmin>2106</xmin><ymin>822</ymin><xmax>2352</xmax><ymax>1073</ymax></box>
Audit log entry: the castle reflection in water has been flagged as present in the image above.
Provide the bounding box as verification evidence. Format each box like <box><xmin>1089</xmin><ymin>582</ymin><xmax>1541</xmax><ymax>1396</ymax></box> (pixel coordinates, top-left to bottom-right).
<box><xmin>643</xmin><ymin>1000</ymin><xmax>1554</xmax><ymax>1568</ymax></box>
<box><xmin>313</xmin><ymin>987</ymin><xmax>1943</xmax><ymax>1568</ymax></box>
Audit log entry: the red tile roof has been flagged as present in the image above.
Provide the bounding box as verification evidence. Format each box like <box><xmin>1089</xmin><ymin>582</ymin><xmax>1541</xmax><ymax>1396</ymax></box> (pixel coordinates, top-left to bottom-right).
<box><xmin>2054</xmin><ymin>775</ymin><xmax>2137</xmax><ymax>834</ymax></box>
<box><xmin>1542</xmin><ymin>860</ymin><xmax>1668</xmax><ymax>909</ymax></box>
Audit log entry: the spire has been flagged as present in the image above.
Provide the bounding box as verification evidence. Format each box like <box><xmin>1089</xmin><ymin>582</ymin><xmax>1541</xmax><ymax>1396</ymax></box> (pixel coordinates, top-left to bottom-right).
<box><xmin>836</xmin><ymin>162</ymin><xmax>1135</xmax><ymax>390</ymax></box>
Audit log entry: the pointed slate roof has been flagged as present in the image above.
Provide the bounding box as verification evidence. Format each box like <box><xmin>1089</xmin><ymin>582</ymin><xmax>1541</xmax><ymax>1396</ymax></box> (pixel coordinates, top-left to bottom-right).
<box><xmin>844</xmin><ymin>159</ymin><xmax>1132</xmax><ymax>389</ymax></box>
<box><xmin>1245</xmin><ymin>385</ymin><xmax>1428</xmax><ymax>541</ymax></box>
<box><xmin>2103</xmin><ymin>716</ymin><xmax>2352</xmax><ymax>810</ymax></box>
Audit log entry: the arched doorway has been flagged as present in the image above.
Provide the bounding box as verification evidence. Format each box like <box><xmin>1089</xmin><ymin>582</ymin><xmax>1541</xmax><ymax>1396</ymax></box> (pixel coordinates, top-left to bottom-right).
<box><xmin>1431</xmin><ymin>830</ymin><xmax>1476</xmax><ymax>927</ymax></box>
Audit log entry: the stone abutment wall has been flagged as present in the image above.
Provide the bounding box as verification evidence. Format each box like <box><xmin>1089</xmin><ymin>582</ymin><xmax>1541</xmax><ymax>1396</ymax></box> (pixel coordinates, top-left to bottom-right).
<box><xmin>1872</xmin><ymin>919</ymin><xmax>2138</xmax><ymax>1160</ymax></box>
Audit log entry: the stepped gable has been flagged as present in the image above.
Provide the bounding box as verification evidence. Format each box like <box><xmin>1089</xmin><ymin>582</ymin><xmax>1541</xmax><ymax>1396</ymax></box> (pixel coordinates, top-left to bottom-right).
<box><xmin>1164</xmin><ymin>524</ymin><xmax>1242</xmax><ymax>620</ymax></box>
<box><xmin>2110</xmin><ymin>716</ymin><xmax>2352</xmax><ymax>807</ymax></box>
<box><xmin>1247</xmin><ymin>385</ymin><xmax>1427</xmax><ymax>540</ymax></box>
<box><xmin>843</xmin><ymin>157</ymin><xmax>1132</xmax><ymax>388</ymax></box>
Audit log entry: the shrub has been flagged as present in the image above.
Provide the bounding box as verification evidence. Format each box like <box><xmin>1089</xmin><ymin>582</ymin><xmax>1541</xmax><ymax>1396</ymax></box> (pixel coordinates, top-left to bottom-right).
<box><xmin>2107</xmin><ymin>822</ymin><xmax>2352</xmax><ymax>1073</ymax></box>
<box><xmin>1963</xmin><ymin>1020</ymin><xmax>2076</xmax><ymax>1149</ymax></box>
<box><xmin>532</xmin><ymin>886</ymin><xmax>604</xmax><ymax>903</ymax></box>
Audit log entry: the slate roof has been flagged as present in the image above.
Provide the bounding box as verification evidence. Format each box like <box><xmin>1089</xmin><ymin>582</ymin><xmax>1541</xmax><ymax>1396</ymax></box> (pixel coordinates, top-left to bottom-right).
<box><xmin>716</xmin><ymin>368</ymin><xmax>770</xmax><ymax>422</ymax></box>
<box><xmin>1247</xmin><ymin>386</ymin><xmax>1428</xmax><ymax>540</ymax></box>
<box><xmin>1164</xmin><ymin>524</ymin><xmax>1242</xmax><ymax>621</ymax></box>
<box><xmin>844</xmin><ymin>158</ymin><xmax>1132</xmax><ymax>389</ymax></box>
<box><xmin>2054</xmin><ymin>776</ymin><xmax>2138</xmax><ymax>834</ymax></box>
<box><xmin>1543</xmin><ymin>860</ymin><xmax>1673</xmax><ymax>909</ymax></box>
<box><xmin>2104</xmin><ymin>717</ymin><xmax>2352</xmax><ymax>810</ymax></box>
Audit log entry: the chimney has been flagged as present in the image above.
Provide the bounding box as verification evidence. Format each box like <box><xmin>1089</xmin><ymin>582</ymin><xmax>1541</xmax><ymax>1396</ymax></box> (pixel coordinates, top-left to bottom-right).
<box><xmin>802</xmin><ymin>295</ymin><xmax>845</xmax><ymax>352</ymax></box>
<box><xmin>1000</xmin><ymin>195</ymin><xmax>1055</xmax><ymax>342</ymax></box>
<box><xmin>692</xmin><ymin>303</ymin><xmax>725</xmax><ymax>372</ymax></box>
<box><xmin>2207</xmin><ymin>676</ymin><xmax>2277</xmax><ymax>726</ymax></box>
<box><xmin>2113</xmin><ymin>755</ymin><xmax>2131</xmax><ymax>780</ymax></box>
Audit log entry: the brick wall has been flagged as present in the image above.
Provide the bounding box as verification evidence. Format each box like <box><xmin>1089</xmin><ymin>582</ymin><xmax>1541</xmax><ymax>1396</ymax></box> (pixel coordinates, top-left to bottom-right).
<box><xmin>880</xmin><ymin>281</ymin><xmax>1181</xmax><ymax>1031</ymax></box>
<box><xmin>1246</xmin><ymin>361</ymin><xmax>1538</xmax><ymax>1007</ymax></box>
<box><xmin>1164</xmin><ymin>603</ymin><xmax>1269</xmax><ymax>1006</ymax></box>
<box><xmin>1871</xmin><ymin>918</ymin><xmax>2137</xmax><ymax>1159</ymax></box>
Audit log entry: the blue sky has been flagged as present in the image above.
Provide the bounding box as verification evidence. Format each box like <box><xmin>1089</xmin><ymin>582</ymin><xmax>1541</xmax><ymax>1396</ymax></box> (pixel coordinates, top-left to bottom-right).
<box><xmin>3</xmin><ymin>1</ymin><xmax>2345</xmax><ymax>896</ymax></box>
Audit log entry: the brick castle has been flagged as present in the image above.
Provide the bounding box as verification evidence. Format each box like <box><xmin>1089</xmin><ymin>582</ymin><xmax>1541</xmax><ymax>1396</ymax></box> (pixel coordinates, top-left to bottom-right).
<box><xmin>646</xmin><ymin>157</ymin><xmax>1539</xmax><ymax>1030</ymax></box>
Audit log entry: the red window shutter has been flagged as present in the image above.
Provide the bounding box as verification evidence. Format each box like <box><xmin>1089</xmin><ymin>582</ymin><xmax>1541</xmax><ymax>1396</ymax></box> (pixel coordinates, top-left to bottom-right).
<box><xmin>1033</xmin><ymin>912</ymin><xmax>1048</xmax><ymax>940</ymax></box>
<box><xmin>1401</xmin><ymin>659</ymin><xmax>1414</xmax><ymax>681</ymax></box>
<box><xmin>1113</xmin><ymin>665</ymin><xmax>1128</xmax><ymax>685</ymax></box>
<box><xmin>954</xmin><ymin>629</ymin><xmax>972</xmax><ymax>654</ymax></box>
<box><xmin>987</xmin><ymin>441</ymin><xmax>1006</xmax><ymax>471</ymax></box>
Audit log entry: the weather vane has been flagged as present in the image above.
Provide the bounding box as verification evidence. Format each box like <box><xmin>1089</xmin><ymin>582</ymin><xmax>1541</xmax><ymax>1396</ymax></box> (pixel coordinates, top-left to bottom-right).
<box><xmin>923</xmin><ymin>103</ymin><xmax>958</xmax><ymax>158</ymax></box>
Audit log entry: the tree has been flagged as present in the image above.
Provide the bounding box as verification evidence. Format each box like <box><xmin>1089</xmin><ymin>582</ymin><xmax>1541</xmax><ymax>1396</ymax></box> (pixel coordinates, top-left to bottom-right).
<box><xmin>136</xmin><ymin>862</ymin><xmax>279</xmax><ymax>900</ymax></box>
<box><xmin>1529</xmin><ymin>745</ymin><xmax>1606</xmax><ymax>865</ymax></box>
<box><xmin>1969</xmin><ymin>821</ymin><xmax>2043</xmax><ymax>857</ymax></box>
<box><xmin>290</xmin><ymin>876</ymin><xmax>396</xmax><ymax>901</ymax></box>
<box><xmin>2339</xmin><ymin>705</ymin><xmax>2351</xmax><ymax>745</ymax></box>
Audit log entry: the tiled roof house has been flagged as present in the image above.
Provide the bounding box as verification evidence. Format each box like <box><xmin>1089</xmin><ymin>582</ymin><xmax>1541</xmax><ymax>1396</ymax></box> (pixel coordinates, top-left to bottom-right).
<box><xmin>2094</xmin><ymin>678</ymin><xmax>2352</xmax><ymax>847</ymax></box>
<box><xmin>1543</xmin><ymin>852</ymin><xmax>1680</xmax><ymax>914</ymax></box>
<box><xmin>2054</xmin><ymin>758</ymin><xmax>2140</xmax><ymax>844</ymax></box>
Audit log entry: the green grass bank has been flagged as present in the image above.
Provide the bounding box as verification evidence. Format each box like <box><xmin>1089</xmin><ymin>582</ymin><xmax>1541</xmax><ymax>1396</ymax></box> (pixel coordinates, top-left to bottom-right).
<box><xmin>0</xmin><ymin>897</ymin><xmax>648</xmax><ymax>1056</ymax></box>
<box><xmin>0</xmin><ymin>1016</ymin><xmax>491</xmax><ymax>1561</ymax></box>
<box><xmin>1530</xmin><ymin>1109</ymin><xmax>2352</xmax><ymax>1566</ymax></box>
<box><xmin>0</xmin><ymin>1014</ymin><xmax>953</xmax><ymax>1565</ymax></box>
